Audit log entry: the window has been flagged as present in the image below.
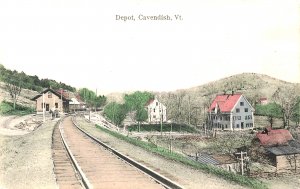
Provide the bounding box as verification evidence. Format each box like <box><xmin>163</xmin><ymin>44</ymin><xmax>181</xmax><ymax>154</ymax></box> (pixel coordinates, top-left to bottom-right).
<box><xmin>245</xmin><ymin>108</ymin><xmax>248</xmax><ymax>112</ymax></box>
<box><xmin>225</xmin><ymin>125</ymin><xmax>228</xmax><ymax>128</ymax></box>
<box><xmin>236</xmin><ymin>108</ymin><xmax>240</xmax><ymax>113</ymax></box>
<box><xmin>220</xmin><ymin>116</ymin><xmax>222</xmax><ymax>121</ymax></box>
<box><xmin>156</xmin><ymin>102</ymin><xmax>158</xmax><ymax>106</ymax></box>
<box><xmin>246</xmin><ymin>123</ymin><xmax>249</xmax><ymax>128</ymax></box>
<box><xmin>55</xmin><ymin>103</ymin><xmax>58</xmax><ymax>108</ymax></box>
<box><xmin>248</xmin><ymin>115</ymin><xmax>251</xmax><ymax>119</ymax></box>
<box><xmin>236</xmin><ymin>124</ymin><xmax>240</xmax><ymax>128</ymax></box>
<box><xmin>245</xmin><ymin>116</ymin><xmax>248</xmax><ymax>120</ymax></box>
<box><xmin>237</xmin><ymin>116</ymin><xmax>241</xmax><ymax>120</ymax></box>
<box><xmin>240</xmin><ymin>102</ymin><xmax>244</xmax><ymax>106</ymax></box>
<box><xmin>48</xmin><ymin>92</ymin><xmax>52</xmax><ymax>98</ymax></box>
<box><xmin>153</xmin><ymin>108</ymin><xmax>155</xmax><ymax>112</ymax></box>
<box><xmin>233</xmin><ymin>116</ymin><xmax>236</xmax><ymax>120</ymax></box>
<box><xmin>153</xmin><ymin>115</ymin><xmax>156</xmax><ymax>118</ymax></box>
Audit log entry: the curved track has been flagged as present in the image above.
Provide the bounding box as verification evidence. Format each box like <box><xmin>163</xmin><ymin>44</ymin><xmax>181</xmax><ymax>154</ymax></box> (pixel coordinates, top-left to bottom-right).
<box><xmin>52</xmin><ymin>116</ymin><xmax>182</xmax><ymax>189</ymax></box>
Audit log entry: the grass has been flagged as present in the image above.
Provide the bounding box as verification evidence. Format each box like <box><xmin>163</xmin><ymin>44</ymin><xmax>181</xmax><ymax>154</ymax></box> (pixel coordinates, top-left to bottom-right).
<box><xmin>95</xmin><ymin>124</ymin><xmax>268</xmax><ymax>189</ymax></box>
<box><xmin>0</xmin><ymin>100</ymin><xmax>34</xmax><ymax>116</ymax></box>
<box><xmin>127</xmin><ymin>123</ymin><xmax>199</xmax><ymax>133</ymax></box>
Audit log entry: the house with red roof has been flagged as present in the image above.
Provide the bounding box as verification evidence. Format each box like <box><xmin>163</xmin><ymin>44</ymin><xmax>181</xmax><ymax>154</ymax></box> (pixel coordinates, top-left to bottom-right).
<box><xmin>255</xmin><ymin>127</ymin><xmax>300</xmax><ymax>173</ymax></box>
<box><xmin>145</xmin><ymin>99</ymin><xmax>167</xmax><ymax>123</ymax></box>
<box><xmin>258</xmin><ymin>97</ymin><xmax>268</xmax><ymax>105</ymax></box>
<box><xmin>208</xmin><ymin>93</ymin><xmax>254</xmax><ymax>131</ymax></box>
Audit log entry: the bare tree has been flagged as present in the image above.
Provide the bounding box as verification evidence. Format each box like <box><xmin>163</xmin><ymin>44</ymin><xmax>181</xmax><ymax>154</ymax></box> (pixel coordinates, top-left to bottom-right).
<box><xmin>5</xmin><ymin>76</ymin><xmax>23</xmax><ymax>110</ymax></box>
<box><xmin>272</xmin><ymin>86</ymin><xmax>299</xmax><ymax>127</ymax></box>
<box><xmin>211</xmin><ymin>132</ymin><xmax>253</xmax><ymax>154</ymax></box>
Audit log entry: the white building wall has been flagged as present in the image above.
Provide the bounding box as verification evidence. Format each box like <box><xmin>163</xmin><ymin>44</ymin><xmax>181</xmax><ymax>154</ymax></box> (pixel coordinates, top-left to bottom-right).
<box><xmin>210</xmin><ymin>95</ymin><xmax>254</xmax><ymax>131</ymax></box>
<box><xmin>147</xmin><ymin>99</ymin><xmax>167</xmax><ymax>123</ymax></box>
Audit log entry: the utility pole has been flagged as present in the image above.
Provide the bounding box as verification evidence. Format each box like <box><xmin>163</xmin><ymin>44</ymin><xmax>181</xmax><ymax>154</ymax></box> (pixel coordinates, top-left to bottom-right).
<box><xmin>169</xmin><ymin>121</ymin><xmax>173</xmax><ymax>153</ymax></box>
<box><xmin>236</xmin><ymin>151</ymin><xmax>247</xmax><ymax>175</ymax></box>
<box><xmin>160</xmin><ymin>103</ymin><xmax>163</xmax><ymax>136</ymax></box>
<box><xmin>60</xmin><ymin>88</ymin><xmax>63</xmax><ymax>113</ymax></box>
<box><xmin>42</xmin><ymin>93</ymin><xmax>45</xmax><ymax>122</ymax></box>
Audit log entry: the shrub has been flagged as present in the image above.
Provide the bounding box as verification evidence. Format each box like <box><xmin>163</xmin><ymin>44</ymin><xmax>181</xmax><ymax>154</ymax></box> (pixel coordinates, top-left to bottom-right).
<box><xmin>0</xmin><ymin>101</ymin><xmax>34</xmax><ymax>115</ymax></box>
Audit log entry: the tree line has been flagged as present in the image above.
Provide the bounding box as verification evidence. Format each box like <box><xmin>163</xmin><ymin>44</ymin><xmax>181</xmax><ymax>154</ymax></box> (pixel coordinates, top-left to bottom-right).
<box><xmin>78</xmin><ymin>88</ymin><xmax>107</xmax><ymax>111</ymax></box>
<box><xmin>0</xmin><ymin>64</ymin><xmax>76</xmax><ymax>92</ymax></box>
<box><xmin>104</xmin><ymin>91</ymin><xmax>153</xmax><ymax>130</ymax></box>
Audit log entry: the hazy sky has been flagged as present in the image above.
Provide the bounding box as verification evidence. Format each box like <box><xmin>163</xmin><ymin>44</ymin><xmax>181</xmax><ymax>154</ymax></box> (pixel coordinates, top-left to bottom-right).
<box><xmin>0</xmin><ymin>0</ymin><xmax>299</xmax><ymax>94</ymax></box>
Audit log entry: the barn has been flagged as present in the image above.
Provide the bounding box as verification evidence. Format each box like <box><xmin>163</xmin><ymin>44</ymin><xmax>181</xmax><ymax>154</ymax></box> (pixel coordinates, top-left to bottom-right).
<box><xmin>256</xmin><ymin>127</ymin><xmax>300</xmax><ymax>173</ymax></box>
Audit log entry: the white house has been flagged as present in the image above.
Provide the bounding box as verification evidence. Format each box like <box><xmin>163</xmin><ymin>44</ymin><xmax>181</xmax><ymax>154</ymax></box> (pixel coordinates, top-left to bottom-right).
<box><xmin>208</xmin><ymin>93</ymin><xmax>255</xmax><ymax>131</ymax></box>
<box><xmin>145</xmin><ymin>99</ymin><xmax>167</xmax><ymax>123</ymax></box>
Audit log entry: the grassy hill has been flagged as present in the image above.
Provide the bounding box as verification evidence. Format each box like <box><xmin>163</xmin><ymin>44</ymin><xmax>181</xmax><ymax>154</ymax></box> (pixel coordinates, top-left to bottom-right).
<box><xmin>106</xmin><ymin>73</ymin><xmax>300</xmax><ymax>127</ymax></box>
<box><xmin>156</xmin><ymin>73</ymin><xmax>300</xmax><ymax>126</ymax></box>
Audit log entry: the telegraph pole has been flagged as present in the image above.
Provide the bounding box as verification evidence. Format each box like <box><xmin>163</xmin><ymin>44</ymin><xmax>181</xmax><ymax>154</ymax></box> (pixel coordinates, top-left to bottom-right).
<box><xmin>42</xmin><ymin>93</ymin><xmax>45</xmax><ymax>122</ymax></box>
<box><xmin>236</xmin><ymin>151</ymin><xmax>247</xmax><ymax>175</ymax></box>
<box><xmin>160</xmin><ymin>104</ymin><xmax>163</xmax><ymax>136</ymax></box>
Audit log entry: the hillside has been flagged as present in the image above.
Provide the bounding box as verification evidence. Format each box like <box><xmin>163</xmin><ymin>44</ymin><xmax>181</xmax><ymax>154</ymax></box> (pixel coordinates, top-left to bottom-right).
<box><xmin>155</xmin><ymin>73</ymin><xmax>300</xmax><ymax>125</ymax></box>
<box><xmin>106</xmin><ymin>73</ymin><xmax>300</xmax><ymax>126</ymax></box>
<box><xmin>0</xmin><ymin>82</ymin><xmax>38</xmax><ymax>108</ymax></box>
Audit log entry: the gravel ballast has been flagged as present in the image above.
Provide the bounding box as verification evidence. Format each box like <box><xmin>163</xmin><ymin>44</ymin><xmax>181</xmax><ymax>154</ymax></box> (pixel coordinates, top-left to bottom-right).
<box><xmin>0</xmin><ymin>119</ymin><xmax>58</xmax><ymax>189</ymax></box>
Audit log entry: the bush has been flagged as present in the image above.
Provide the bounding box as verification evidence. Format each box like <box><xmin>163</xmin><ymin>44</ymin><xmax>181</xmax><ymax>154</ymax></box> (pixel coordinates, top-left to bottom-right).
<box><xmin>0</xmin><ymin>101</ymin><xmax>14</xmax><ymax>114</ymax></box>
<box><xmin>0</xmin><ymin>101</ymin><xmax>34</xmax><ymax>115</ymax></box>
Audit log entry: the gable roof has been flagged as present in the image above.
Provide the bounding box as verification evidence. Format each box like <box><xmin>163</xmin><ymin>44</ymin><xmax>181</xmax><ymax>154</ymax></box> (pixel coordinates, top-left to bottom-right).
<box><xmin>208</xmin><ymin>94</ymin><xmax>242</xmax><ymax>112</ymax></box>
<box><xmin>31</xmin><ymin>88</ymin><xmax>70</xmax><ymax>101</ymax></box>
<box><xmin>145</xmin><ymin>99</ymin><xmax>155</xmax><ymax>106</ymax></box>
<box><xmin>256</xmin><ymin>128</ymin><xmax>293</xmax><ymax>147</ymax></box>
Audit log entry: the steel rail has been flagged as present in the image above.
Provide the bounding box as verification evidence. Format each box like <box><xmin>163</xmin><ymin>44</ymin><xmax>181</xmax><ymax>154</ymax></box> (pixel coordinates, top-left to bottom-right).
<box><xmin>71</xmin><ymin>116</ymin><xmax>184</xmax><ymax>189</ymax></box>
<box><xmin>58</xmin><ymin>117</ymin><xmax>93</xmax><ymax>189</ymax></box>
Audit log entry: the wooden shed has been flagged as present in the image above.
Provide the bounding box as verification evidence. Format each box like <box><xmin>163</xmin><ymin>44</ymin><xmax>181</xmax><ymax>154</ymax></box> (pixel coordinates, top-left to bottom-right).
<box><xmin>256</xmin><ymin>127</ymin><xmax>300</xmax><ymax>173</ymax></box>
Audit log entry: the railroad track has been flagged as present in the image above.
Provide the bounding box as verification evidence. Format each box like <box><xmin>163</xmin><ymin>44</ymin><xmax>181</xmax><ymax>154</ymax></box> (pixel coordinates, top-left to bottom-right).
<box><xmin>52</xmin><ymin>116</ymin><xmax>183</xmax><ymax>189</ymax></box>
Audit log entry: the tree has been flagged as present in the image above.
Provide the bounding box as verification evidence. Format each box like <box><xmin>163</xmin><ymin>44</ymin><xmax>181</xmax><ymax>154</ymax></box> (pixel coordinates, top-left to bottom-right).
<box><xmin>135</xmin><ymin>108</ymin><xmax>148</xmax><ymax>132</ymax></box>
<box><xmin>211</xmin><ymin>132</ymin><xmax>253</xmax><ymax>154</ymax></box>
<box><xmin>124</xmin><ymin>91</ymin><xmax>153</xmax><ymax>124</ymax></box>
<box><xmin>272</xmin><ymin>87</ymin><xmax>299</xmax><ymax>127</ymax></box>
<box><xmin>291</xmin><ymin>97</ymin><xmax>300</xmax><ymax>126</ymax></box>
<box><xmin>255</xmin><ymin>103</ymin><xmax>282</xmax><ymax>128</ymax></box>
<box><xmin>0</xmin><ymin>64</ymin><xmax>75</xmax><ymax>92</ymax></box>
<box><xmin>4</xmin><ymin>75</ymin><xmax>23</xmax><ymax>110</ymax></box>
<box><xmin>104</xmin><ymin>102</ymin><xmax>127</xmax><ymax>126</ymax></box>
<box><xmin>124</xmin><ymin>91</ymin><xmax>154</xmax><ymax>111</ymax></box>
<box><xmin>94</xmin><ymin>95</ymin><xmax>107</xmax><ymax>110</ymax></box>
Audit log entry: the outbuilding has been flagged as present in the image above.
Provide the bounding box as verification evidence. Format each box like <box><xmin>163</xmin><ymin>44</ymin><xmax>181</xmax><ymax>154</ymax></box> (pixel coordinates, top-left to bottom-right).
<box><xmin>256</xmin><ymin>127</ymin><xmax>300</xmax><ymax>173</ymax></box>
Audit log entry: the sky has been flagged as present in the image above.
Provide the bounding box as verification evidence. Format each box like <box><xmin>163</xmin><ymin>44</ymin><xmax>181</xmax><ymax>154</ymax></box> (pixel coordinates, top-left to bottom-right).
<box><xmin>0</xmin><ymin>0</ymin><xmax>299</xmax><ymax>94</ymax></box>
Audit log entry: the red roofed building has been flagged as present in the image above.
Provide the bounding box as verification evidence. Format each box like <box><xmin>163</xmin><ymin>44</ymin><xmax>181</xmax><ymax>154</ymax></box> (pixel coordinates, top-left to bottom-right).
<box><xmin>208</xmin><ymin>93</ymin><xmax>255</xmax><ymax>131</ymax></box>
<box><xmin>256</xmin><ymin>127</ymin><xmax>293</xmax><ymax>147</ymax></box>
<box><xmin>259</xmin><ymin>97</ymin><xmax>268</xmax><ymax>105</ymax></box>
<box><xmin>255</xmin><ymin>128</ymin><xmax>300</xmax><ymax>173</ymax></box>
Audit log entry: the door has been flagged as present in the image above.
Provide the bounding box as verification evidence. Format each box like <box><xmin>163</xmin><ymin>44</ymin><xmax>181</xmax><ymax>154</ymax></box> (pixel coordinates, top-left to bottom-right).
<box><xmin>241</xmin><ymin>122</ymin><xmax>244</xmax><ymax>129</ymax></box>
<box><xmin>46</xmin><ymin>104</ymin><xmax>50</xmax><ymax>111</ymax></box>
